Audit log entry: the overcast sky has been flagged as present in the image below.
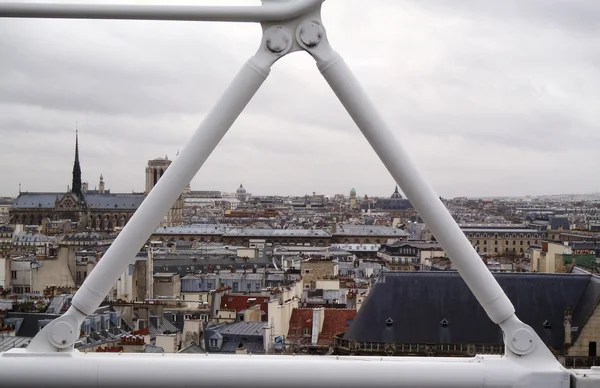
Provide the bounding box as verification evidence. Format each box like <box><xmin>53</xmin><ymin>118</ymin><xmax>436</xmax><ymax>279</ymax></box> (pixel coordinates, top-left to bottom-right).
<box><xmin>0</xmin><ymin>0</ymin><xmax>598</xmax><ymax>199</ymax></box>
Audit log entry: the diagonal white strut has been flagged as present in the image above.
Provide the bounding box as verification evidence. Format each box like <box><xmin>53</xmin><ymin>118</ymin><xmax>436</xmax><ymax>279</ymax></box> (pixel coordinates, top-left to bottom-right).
<box><xmin>0</xmin><ymin>1</ymin><xmax>575</xmax><ymax>387</ymax></box>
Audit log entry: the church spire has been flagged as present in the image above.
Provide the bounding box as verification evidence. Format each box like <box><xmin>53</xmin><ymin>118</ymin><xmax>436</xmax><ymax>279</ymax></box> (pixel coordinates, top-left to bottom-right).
<box><xmin>71</xmin><ymin>129</ymin><xmax>83</xmax><ymax>199</ymax></box>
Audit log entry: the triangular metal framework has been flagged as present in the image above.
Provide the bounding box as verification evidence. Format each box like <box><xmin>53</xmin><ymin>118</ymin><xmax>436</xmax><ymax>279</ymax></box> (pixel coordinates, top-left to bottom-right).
<box><xmin>0</xmin><ymin>1</ymin><xmax>576</xmax><ymax>387</ymax></box>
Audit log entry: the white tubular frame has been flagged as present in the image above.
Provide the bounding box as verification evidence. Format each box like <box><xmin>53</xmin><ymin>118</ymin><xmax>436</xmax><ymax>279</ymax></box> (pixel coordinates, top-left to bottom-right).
<box><xmin>0</xmin><ymin>0</ymin><xmax>323</xmax><ymax>22</ymax></box>
<box><xmin>0</xmin><ymin>1</ymin><xmax>574</xmax><ymax>387</ymax></box>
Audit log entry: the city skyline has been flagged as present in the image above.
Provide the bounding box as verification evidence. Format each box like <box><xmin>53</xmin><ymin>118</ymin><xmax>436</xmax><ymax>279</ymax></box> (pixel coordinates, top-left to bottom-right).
<box><xmin>1</xmin><ymin>0</ymin><xmax>598</xmax><ymax>198</ymax></box>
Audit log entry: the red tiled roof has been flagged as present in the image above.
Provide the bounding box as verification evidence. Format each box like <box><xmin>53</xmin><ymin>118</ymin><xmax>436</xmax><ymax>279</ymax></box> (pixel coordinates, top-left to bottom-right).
<box><xmin>220</xmin><ymin>295</ymin><xmax>270</xmax><ymax>321</ymax></box>
<box><xmin>318</xmin><ymin>309</ymin><xmax>356</xmax><ymax>345</ymax></box>
<box><xmin>287</xmin><ymin>308</ymin><xmax>357</xmax><ymax>346</ymax></box>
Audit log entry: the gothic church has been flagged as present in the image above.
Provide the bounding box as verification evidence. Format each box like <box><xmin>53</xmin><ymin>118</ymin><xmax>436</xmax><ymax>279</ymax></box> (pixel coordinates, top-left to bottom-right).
<box><xmin>9</xmin><ymin>132</ymin><xmax>182</xmax><ymax>231</ymax></box>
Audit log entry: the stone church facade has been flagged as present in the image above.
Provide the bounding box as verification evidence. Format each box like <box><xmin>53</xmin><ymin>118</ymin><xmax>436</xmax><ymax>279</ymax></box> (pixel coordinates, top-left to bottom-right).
<box><xmin>9</xmin><ymin>132</ymin><xmax>183</xmax><ymax>231</ymax></box>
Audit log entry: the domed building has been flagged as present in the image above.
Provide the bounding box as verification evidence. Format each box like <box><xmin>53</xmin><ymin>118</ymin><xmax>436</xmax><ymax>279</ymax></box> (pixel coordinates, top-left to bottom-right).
<box><xmin>372</xmin><ymin>185</ymin><xmax>413</xmax><ymax>211</ymax></box>
<box><xmin>236</xmin><ymin>184</ymin><xmax>248</xmax><ymax>202</ymax></box>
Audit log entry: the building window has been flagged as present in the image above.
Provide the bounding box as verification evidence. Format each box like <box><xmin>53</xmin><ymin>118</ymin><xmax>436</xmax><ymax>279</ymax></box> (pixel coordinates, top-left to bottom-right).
<box><xmin>494</xmin><ymin>241</ymin><xmax>498</xmax><ymax>245</ymax></box>
<box><xmin>11</xmin><ymin>270</ymin><xmax>17</xmax><ymax>279</ymax></box>
<box><xmin>589</xmin><ymin>342</ymin><xmax>597</xmax><ymax>357</ymax></box>
<box><xmin>209</xmin><ymin>338</ymin><xmax>218</xmax><ymax>348</ymax></box>
<box><xmin>77</xmin><ymin>272</ymin><xmax>81</xmax><ymax>280</ymax></box>
<box><xmin>519</xmin><ymin>241</ymin><xmax>523</xmax><ymax>245</ymax></box>
<box><xmin>494</xmin><ymin>247</ymin><xmax>498</xmax><ymax>253</ymax></box>
<box><xmin>24</xmin><ymin>286</ymin><xmax>30</xmax><ymax>293</ymax></box>
<box><xmin>303</xmin><ymin>327</ymin><xmax>311</xmax><ymax>337</ymax></box>
<box><xmin>255</xmin><ymin>284</ymin><xmax>260</xmax><ymax>290</ymax></box>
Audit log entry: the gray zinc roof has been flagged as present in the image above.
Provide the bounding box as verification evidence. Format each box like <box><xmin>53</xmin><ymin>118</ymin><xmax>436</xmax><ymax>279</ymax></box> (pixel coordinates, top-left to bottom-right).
<box><xmin>223</xmin><ymin>228</ymin><xmax>331</xmax><ymax>237</ymax></box>
<box><xmin>217</xmin><ymin>321</ymin><xmax>266</xmax><ymax>336</ymax></box>
<box><xmin>153</xmin><ymin>224</ymin><xmax>229</xmax><ymax>235</ymax></box>
<box><xmin>334</xmin><ymin>225</ymin><xmax>409</xmax><ymax>237</ymax></box>
<box><xmin>0</xmin><ymin>337</ymin><xmax>31</xmax><ymax>352</ymax></box>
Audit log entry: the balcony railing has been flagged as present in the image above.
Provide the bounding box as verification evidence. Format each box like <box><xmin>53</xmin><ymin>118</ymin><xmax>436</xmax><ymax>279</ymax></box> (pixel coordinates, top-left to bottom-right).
<box><xmin>563</xmin><ymin>356</ymin><xmax>600</xmax><ymax>369</ymax></box>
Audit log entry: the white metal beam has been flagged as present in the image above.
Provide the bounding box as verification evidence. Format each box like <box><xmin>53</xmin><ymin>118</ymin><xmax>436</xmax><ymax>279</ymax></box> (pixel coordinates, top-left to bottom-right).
<box><xmin>0</xmin><ymin>351</ymin><xmax>569</xmax><ymax>388</ymax></box>
<box><xmin>0</xmin><ymin>1</ymin><xmax>323</xmax><ymax>23</ymax></box>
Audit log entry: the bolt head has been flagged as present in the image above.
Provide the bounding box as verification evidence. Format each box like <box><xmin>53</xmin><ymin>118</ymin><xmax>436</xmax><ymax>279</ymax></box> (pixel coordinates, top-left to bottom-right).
<box><xmin>299</xmin><ymin>21</ymin><xmax>323</xmax><ymax>47</ymax></box>
<box><xmin>511</xmin><ymin>328</ymin><xmax>535</xmax><ymax>354</ymax></box>
<box><xmin>51</xmin><ymin>321</ymin><xmax>74</xmax><ymax>347</ymax></box>
<box><xmin>265</xmin><ymin>27</ymin><xmax>290</xmax><ymax>53</ymax></box>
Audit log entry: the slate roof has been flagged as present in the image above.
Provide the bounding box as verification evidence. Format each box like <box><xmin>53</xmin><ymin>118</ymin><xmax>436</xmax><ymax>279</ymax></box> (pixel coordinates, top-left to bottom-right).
<box><xmin>218</xmin><ymin>321</ymin><xmax>266</xmax><ymax>336</ymax></box>
<box><xmin>345</xmin><ymin>272</ymin><xmax>591</xmax><ymax>352</ymax></box>
<box><xmin>144</xmin><ymin>344</ymin><xmax>165</xmax><ymax>353</ymax></box>
<box><xmin>6</xmin><ymin>313</ymin><xmax>61</xmax><ymax>337</ymax></box>
<box><xmin>84</xmin><ymin>194</ymin><xmax>144</xmax><ymax>210</ymax></box>
<box><xmin>12</xmin><ymin>193</ymin><xmax>62</xmax><ymax>209</ymax></box>
<box><xmin>11</xmin><ymin>192</ymin><xmax>145</xmax><ymax>210</ymax></box>
<box><xmin>147</xmin><ymin>312</ymin><xmax>179</xmax><ymax>338</ymax></box>
<box><xmin>204</xmin><ymin>321</ymin><xmax>266</xmax><ymax>354</ymax></box>
<box><xmin>219</xmin><ymin>341</ymin><xmax>264</xmax><ymax>353</ymax></box>
<box><xmin>179</xmin><ymin>344</ymin><xmax>204</xmax><ymax>354</ymax></box>
<box><xmin>12</xmin><ymin>232</ymin><xmax>56</xmax><ymax>244</ymax></box>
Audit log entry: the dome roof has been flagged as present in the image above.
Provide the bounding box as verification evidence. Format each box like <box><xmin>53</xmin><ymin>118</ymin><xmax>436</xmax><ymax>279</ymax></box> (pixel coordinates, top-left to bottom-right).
<box><xmin>391</xmin><ymin>185</ymin><xmax>403</xmax><ymax>199</ymax></box>
<box><xmin>236</xmin><ymin>184</ymin><xmax>246</xmax><ymax>194</ymax></box>
<box><xmin>350</xmin><ymin>188</ymin><xmax>356</xmax><ymax>195</ymax></box>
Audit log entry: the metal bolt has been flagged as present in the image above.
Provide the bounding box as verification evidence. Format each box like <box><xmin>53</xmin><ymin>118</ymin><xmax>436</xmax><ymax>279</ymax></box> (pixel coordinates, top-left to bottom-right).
<box><xmin>265</xmin><ymin>27</ymin><xmax>289</xmax><ymax>53</ymax></box>
<box><xmin>299</xmin><ymin>21</ymin><xmax>323</xmax><ymax>47</ymax></box>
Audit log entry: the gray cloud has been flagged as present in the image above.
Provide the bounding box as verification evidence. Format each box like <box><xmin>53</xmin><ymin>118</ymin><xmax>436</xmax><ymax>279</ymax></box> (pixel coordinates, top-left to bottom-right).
<box><xmin>0</xmin><ymin>0</ymin><xmax>598</xmax><ymax>198</ymax></box>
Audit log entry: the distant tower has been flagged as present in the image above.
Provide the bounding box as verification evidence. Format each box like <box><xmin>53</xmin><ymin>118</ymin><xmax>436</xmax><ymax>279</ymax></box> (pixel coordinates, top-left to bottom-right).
<box><xmin>349</xmin><ymin>188</ymin><xmax>357</xmax><ymax>210</ymax></box>
<box><xmin>145</xmin><ymin>156</ymin><xmax>172</xmax><ymax>195</ymax></box>
<box><xmin>145</xmin><ymin>155</ymin><xmax>183</xmax><ymax>227</ymax></box>
<box><xmin>99</xmin><ymin>174</ymin><xmax>105</xmax><ymax>194</ymax></box>
<box><xmin>71</xmin><ymin>130</ymin><xmax>83</xmax><ymax>199</ymax></box>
